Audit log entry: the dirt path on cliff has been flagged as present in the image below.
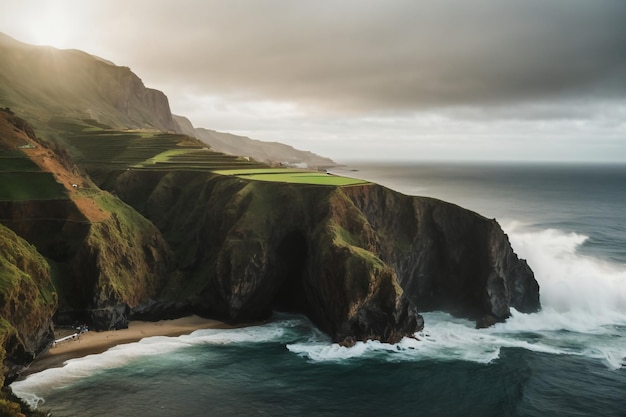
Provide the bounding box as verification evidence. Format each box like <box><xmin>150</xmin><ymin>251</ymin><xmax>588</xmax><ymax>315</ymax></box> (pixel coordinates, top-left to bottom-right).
<box><xmin>1</xmin><ymin>112</ymin><xmax>109</xmax><ymax>222</ymax></box>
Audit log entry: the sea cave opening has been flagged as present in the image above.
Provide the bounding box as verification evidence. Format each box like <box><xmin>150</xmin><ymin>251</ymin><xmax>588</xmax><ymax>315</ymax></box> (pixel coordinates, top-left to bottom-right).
<box><xmin>271</xmin><ymin>231</ymin><xmax>312</xmax><ymax>315</ymax></box>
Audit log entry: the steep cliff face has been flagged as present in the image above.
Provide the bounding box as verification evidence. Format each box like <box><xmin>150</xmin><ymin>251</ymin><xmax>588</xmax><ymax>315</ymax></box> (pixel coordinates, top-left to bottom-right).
<box><xmin>0</xmin><ymin>33</ymin><xmax>335</xmax><ymax>168</ymax></box>
<box><xmin>342</xmin><ymin>185</ymin><xmax>540</xmax><ymax>324</ymax></box>
<box><xmin>0</xmin><ymin>224</ymin><xmax>56</xmax><ymax>385</ymax></box>
<box><xmin>104</xmin><ymin>170</ymin><xmax>422</xmax><ymax>344</ymax></box>
<box><xmin>103</xmin><ymin>169</ymin><xmax>539</xmax><ymax>342</ymax></box>
<box><xmin>52</xmin><ymin>193</ymin><xmax>174</xmax><ymax>330</ymax></box>
<box><xmin>0</xmin><ymin>33</ymin><xmax>177</xmax><ymax>133</ymax></box>
<box><xmin>0</xmin><ymin>192</ymin><xmax>173</xmax><ymax>333</ymax></box>
<box><xmin>0</xmin><ymin>111</ymin><xmax>174</xmax><ymax>333</ymax></box>
<box><xmin>1</xmin><ymin>106</ymin><xmax>539</xmax><ymax>350</ymax></box>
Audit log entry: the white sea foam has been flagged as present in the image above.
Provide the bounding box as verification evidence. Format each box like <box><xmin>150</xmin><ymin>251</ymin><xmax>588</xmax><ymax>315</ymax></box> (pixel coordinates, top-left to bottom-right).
<box><xmin>288</xmin><ymin>224</ymin><xmax>626</xmax><ymax>369</ymax></box>
<box><xmin>484</xmin><ymin>224</ymin><xmax>626</xmax><ymax>369</ymax></box>
<box><xmin>11</xmin><ymin>322</ymin><xmax>289</xmax><ymax>408</ymax></box>
<box><xmin>12</xmin><ymin>224</ymin><xmax>626</xmax><ymax>408</ymax></box>
<box><xmin>287</xmin><ymin>312</ymin><xmax>574</xmax><ymax>365</ymax></box>
<box><xmin>11</xmin><ymin>336</ymin><xmax>190</xmax><ymax>408</ymax></box>
<box><xmin>504</xmin><ymin>223</ymin><xmax>626</xmax><ymax>330</ymax></box>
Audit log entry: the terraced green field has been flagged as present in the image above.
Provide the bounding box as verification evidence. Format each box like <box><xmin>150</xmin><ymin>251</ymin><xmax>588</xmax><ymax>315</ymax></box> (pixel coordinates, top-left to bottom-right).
<box><xmin>62</xmin><ymin>127</ymin><xmax>368</xmax><ymax>186</ymax></box>
<box><xmin>213</xmin><ymin>169</ymin><xmax>369</xmax><ymax>186</ymax></box>
<box><xmin>66</xmin><ymin>131</ymin><xmax>205</xmax><ymax>168</ymax></box>
<box><xmin>0</xmin><ymin>150</ymin><xmax>67</xmax><ymax>201</ymax></box>
<box><xmin>135</xmin><ymin>149</ymin><xmax>268</xmax><ymax>171</ymax></box>
<box><xmin>0</xmin><ymin>156</ymin><xmax>40</xmax><ymax>171</ymax></box>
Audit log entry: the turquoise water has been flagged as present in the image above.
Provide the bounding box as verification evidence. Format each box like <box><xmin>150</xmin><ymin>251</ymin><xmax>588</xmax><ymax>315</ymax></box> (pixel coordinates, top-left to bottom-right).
<box><xmin>12</xmin><ymin>163</ymin><xmax>626</xmax><ymax>416</ymax></box>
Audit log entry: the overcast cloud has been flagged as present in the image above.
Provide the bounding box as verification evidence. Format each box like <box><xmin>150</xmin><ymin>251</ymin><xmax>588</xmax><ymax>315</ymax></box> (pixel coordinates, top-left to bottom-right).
<box><xmin>1</xmin><ymin>0</ymin><xmax>625</xmax><ymax>161</ymax></box>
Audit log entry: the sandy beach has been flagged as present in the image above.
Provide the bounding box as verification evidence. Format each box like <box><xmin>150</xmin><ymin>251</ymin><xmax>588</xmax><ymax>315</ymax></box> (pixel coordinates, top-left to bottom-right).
<box><xmin>22</xmin><ymin>315</ymin><xmax>233</xmax><ymax>377</ymax></box>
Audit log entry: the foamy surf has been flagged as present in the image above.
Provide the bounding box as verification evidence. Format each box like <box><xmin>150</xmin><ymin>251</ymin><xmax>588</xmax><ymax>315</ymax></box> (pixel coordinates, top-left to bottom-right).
<box><xmin>12</xmin><ymin>223</ymin><xmax>626</xmax><ymax>410</ymax></box>
<box><xmin>11</xmin><ymin>322</ymin><xmax>291</xmax><ymax>409</ymax></box>
<box><xmin>286</xmin><ymin>312</ymin><xmax>574</xmax><ymax>365</ymax></box>
<box><xmin>506</xmin><ymin>224</ymin><xmax>626</xmax><ymax>321</ymax></box>
<box><xmin>286</xmin><ymin>224</ymin><xmax>625</xmax><ymax>370</ymax></box>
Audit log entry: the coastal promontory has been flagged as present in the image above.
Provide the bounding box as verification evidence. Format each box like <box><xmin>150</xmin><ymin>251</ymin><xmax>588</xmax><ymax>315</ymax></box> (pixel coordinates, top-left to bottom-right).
<box><xmin>0</xmin><ymin>35</ymin><xmax>540</xmax><ymax>411</ymax></box>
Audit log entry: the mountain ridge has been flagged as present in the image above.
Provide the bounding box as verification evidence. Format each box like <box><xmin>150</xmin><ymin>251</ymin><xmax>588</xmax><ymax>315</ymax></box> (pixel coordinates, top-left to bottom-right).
<box><xmin>0</xmin><ymin>32</ymin><xmax>336</xmax><ymax>168</ymax></box>
<box><xmin>172</xmin><ymin>114</ymin><xmax>335</xmax><ymax>167</ymax></box>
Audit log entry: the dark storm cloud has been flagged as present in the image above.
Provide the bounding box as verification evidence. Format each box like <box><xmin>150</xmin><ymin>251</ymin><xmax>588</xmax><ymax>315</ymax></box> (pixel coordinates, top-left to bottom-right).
<box><xmin>89</xmin><ymin>0</ymin><xmax>626</xmax><ymax>114</ymax></box>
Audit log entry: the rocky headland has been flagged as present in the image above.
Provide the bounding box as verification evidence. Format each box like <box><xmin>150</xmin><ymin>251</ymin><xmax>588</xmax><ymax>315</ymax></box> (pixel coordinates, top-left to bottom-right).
<box><xmin>0</xmin><ymin>34</ymin><xmax>540</xmax><ymax>414</ymax></box>
<box><xmin>98</xmin><ymin>167</ymin><xmax>539</xmax><ymax>344</ymax></box>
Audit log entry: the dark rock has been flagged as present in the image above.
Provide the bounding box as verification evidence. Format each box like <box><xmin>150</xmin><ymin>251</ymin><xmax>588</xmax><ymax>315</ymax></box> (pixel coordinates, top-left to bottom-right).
<box><xmin>130</xmin><ymin>299</ymin><xmax>193</xmax><ymax>321</ymax></box>
<box><xmin>90</xmin><ymin>304</ymin><xmax>129</xmax><ymax>331</ymax></box>
<box><xmin>476</xmin><ymin>314</ymin><xmax>501</xmax><ymax>329</ymax></box>
<box><xmin>102</xmin><ymin>171</ymin><xmax>539</xmax><ymax>342</ymax></box>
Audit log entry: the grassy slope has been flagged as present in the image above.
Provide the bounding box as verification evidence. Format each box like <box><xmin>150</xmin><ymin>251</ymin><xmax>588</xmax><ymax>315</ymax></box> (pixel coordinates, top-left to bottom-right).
<box><xmin>62</xmin><ymin>124</ymin><xmax>367</xmax><ymax>186</ymax></box>
<box><xmin>0</xmin><ymin>124</ymin><xmax>68</xmax><ymax>201</ymax></box>
<box><xmin>0</xmin><ymin>224</ymin><xmax>56</xmax><ymax>384</ymax></box>
<box><xmin>0</xmin><ymin>110</ymin><xmax>172</xmax><ymax>325</ymax></box>
<box><xmin>0</xmin><ymin>34</ymin><xmax>177</xmax><ymax>142</ymax></box>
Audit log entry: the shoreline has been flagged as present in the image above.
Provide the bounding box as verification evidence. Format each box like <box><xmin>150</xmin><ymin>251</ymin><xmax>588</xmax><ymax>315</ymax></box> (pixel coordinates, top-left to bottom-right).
<box><xmin>21</xmin><ymin>315</ymin><xmax>235</xmax><ymax>377</ymax></box>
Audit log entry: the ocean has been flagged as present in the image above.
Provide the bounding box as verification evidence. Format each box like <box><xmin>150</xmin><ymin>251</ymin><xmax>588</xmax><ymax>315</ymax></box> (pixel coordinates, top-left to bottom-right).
<box><xmin>12</xmin><ymin>162</ymin><xmax>626</xmax><ymax>417</ymax></box>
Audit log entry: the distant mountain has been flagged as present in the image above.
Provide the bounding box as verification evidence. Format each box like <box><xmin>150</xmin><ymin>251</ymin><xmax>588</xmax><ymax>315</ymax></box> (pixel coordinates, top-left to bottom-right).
<box><xmin>0</xmin><ymin>33</ymin><xmax>336</xmax><ymax>167</ymax></box>
<box><xmin>0</xmin><ymin>32</ymin><xmax>177</xmax><ymax>133</ymax></box>
<box><xmin>172</xmin><ymin>115</ymin><xmax>336</xmax><ymax>168</ymax></box>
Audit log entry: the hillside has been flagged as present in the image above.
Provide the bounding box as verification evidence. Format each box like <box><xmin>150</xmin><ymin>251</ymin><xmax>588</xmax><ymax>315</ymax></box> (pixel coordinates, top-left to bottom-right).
<box><xmin>0</xmin><ymin>32</ymin><xmax>336</xmax><ymax>168</ymax></box>
<box><xmin>173</xmin><ymin>115</ymin><xmax>336</xmax><ymax>168</ymax></box>
<box><xmin>0</xmin><ymin>109</ymin><xmax>174</xmax><ymax>377</ymax></box>
<box><xmin>0</xmin><ymin>35</ymin><xmax>540</xmax><ymax>415</ymax></box>
<box><xmin>0</xmin><ymin>105</ymin><xmax>539</xmax><ymax>347</ymax></box>
<box><xmin>0</xmin><ymin>33</ymin><xmax>177</xmax><ymax>136</ymax></box>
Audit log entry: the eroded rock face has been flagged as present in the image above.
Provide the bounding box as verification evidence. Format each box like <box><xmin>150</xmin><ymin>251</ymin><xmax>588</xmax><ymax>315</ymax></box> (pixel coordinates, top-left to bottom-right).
<box><xmin>104</xmin><ymin>171</ymin><xmax>540</xmax><ymax>343</ymax></box>
<box><xmin>343</xmin><ymin>186</ymin><xmax>540</xmax><ymax>325</ymax></box>
<box><xmin>0</xmin><ymin>224</ymin><xmax>56</xmax><ymax>384</ymax></box>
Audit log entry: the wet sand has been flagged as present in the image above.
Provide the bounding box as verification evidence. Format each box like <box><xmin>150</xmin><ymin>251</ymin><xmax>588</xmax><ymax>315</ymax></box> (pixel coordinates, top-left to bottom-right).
<box><xmin>22</xmin><ymin>316</ymin><xmax>233</xmax><ymax>376</ymax></box>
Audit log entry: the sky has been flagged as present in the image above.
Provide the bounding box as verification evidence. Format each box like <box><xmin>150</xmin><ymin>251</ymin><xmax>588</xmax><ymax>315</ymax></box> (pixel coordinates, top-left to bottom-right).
<box><xmin>1</xmin><ymin>0</ymin><xmax>625</xmax><ymax>163</ymax></box>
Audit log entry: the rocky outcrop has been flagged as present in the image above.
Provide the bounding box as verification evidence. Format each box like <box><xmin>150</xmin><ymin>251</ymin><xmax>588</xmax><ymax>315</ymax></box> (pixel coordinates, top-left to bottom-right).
<box><xmin>0</xmin><ymin>113</ymin><xmax>174</xmax><ymax>333</ymax></box>
<box><xmin>342</xmin><ymin>185</ymin><xmax>540</xmax><ymax>325</ymax></box>
<box><xmin>0</xmin><ymin>106</ymin><xmax>539</xmax><ymax>350</ymax></box>
<box><xmin>0</xmin><ymin>196</ymin><xmax>172</xmax><ymax>332</ymax></box>
<box><xmin>0</xmin><ymin>224</ymin><xmax>56</xmax><ymax>385</ymax></box>
<box><xmin>103</xmin><ymin>169</ymin><xmax>539</xmax><ymax>343</ymax></box>
<box><xmin>97</xmin><ymin>65</ymin><xmax>178</xmax><ymax>132</ymax></box>
<box><xmin>104</xmin><ymin>170</ymin><xmax>421</xmax><ymax>344</ymax></box>
<box><xmin>56</xmin><ymin>196</ymin><xmax>174</xmax><ymax>330</ymax></box>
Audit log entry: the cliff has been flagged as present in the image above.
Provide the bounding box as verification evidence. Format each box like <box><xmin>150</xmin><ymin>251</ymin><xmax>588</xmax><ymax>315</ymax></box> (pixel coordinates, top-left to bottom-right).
<box><xmin>0</xmin><ymin>110</ymin><xmax>174</xmax><ymax>380</ymax></box>
<box><xmin>173</xmin><ymin>115</ymin><xmax>337</xmax><ymax>168</ymax></box>
<box><xmin>0</xmin><ymin>96</ymin><xmax>539</xmax><ymax>352</ymax></box>
<box><xmin>0</xmin><ymin>33</ymin><xmax>336</xmax><ymax>168</ymax></box>
<box><xmin>0</xmin><ymin>224</ymin><xmax>56</xmax><ymax>385</ymax></box>
<box><xmin>0</xmin><ymin>35</ymin><xmax>541</xmax><ymax>415</ymax></box>
<box><xmin>342</xmin><ymin>186</ymin><xmax>540</xmax><ymax>324</ymax></box>
<box><xmin>102</xmin><ymin>168</ymin><xmax>539</xmax><ymax>343</ymax></box>
<box><xmin>0</xmin><ymin>34</ymin><xmax>177</xmax><ymax>134</ymax></box>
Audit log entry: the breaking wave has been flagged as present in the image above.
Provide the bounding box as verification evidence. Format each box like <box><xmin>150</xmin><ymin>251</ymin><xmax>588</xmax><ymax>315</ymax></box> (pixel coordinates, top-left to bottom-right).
<box><xmin>289</xmin><ymin>224</ymin><xmax>626</xmax><ymax>370</ymax></box>
<box><xmin>12</xmin><ymin>224</ymin><xmax>626</xmax><ymax>410</ymax></box>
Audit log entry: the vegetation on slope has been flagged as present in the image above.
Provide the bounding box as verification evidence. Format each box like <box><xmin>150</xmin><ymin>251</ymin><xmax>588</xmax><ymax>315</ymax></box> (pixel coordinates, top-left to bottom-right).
<box><xmin>0</xmin><ymin>109</ymin><xmax>173</xmax><ymax>332</ymax></box>
<box><xmin>0</xmin><ymin>113</ymin><xmax>68</xmax><ymax>202</ymax></box>
<box><xmin>214</xmin><ymin>168</ymin><xmax>369</xmax><ymax>186</ymax></box>
<box><xmin>60</xmin><ymin>121</ymin><xmax>362</xmax><ymax>185</ymax></box>
<box><xmin>0</xmin><ymin>33</ymin><xmax>178</xmax><ymax>139</ymax></box>
<box><xmin>0</xmin><ymin>224</ymin><xmax>56</xmax><ymax>417</ymax></box>
<box><xmin>0</xmin><ymin>225</ymin><xmax>56</xmax><ymax>382</ymax></box>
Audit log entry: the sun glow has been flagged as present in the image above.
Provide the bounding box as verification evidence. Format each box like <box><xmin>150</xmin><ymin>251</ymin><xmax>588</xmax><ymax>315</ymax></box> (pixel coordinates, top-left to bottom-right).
<box><xmin>19</xmin><ymin>3</ymin><xmax>77</xmax><ymax>48</ymax></box>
